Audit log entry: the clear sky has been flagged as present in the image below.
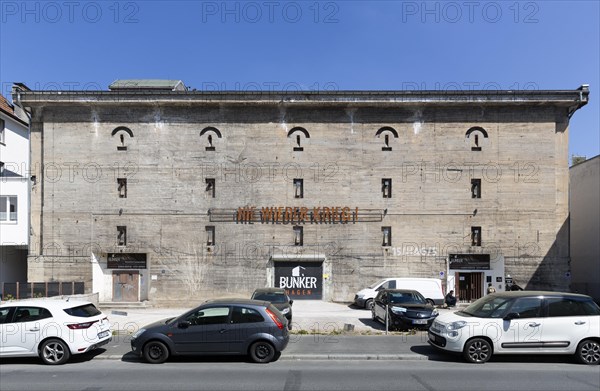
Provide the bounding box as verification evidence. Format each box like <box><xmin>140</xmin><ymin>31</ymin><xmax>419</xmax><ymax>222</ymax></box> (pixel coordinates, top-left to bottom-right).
<box><xmin>1</xmin><ymin>0</ymin><xmax>598</xmax><ymax>160</ymax></box>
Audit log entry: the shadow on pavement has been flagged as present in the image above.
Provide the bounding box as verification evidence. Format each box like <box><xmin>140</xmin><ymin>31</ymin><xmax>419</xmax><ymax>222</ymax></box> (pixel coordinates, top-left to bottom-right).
<box><xmin>0</xmin><ymin>348</ymin><xmax>107</xmax><ymax>366</ymax></box>
<box><xmin>347</xmin><ymin>303</ymin><xmax>366</xmax><ymax>310</ymax></box>
<box><xmin>358</xmin><ymin>318</ymin><xmax>385</xmax><ymax>331</ymax></box>
<box><xmin>411</xmin><ymin>345</ymin><xmax>583</xmax><ymax>365</ymax></box>
<box><xmin>121</xmin><ymin>351</ymin><xmax>274</xmax><ymax>364</ymax></box>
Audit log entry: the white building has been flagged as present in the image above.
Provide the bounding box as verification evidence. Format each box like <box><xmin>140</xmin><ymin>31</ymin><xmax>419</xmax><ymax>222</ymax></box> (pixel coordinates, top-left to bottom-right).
<box><xmin>0</xmin><ymin>93</ymin><xmax>30</xmax><ymax>287</ymax></box>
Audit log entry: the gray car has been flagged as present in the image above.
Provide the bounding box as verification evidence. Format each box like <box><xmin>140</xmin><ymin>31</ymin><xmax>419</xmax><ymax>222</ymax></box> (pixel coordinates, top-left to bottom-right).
<box><xmin>130</xmin><ymin>299</ymin><xmax>289</xmax><ymax>364</ymax></box>
<box><xmin>251</xmin><ymin>288</ymin><xmax>293</xmax><ymax>329</ymax></box>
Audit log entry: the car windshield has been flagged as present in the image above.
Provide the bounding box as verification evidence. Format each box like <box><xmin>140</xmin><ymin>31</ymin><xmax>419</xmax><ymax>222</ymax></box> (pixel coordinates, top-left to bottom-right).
<box><xmin>460</xmin><ymin>295</ymin><xmax>513</xmax><ymax>318</ymax></box>
<box><xmin>388</xmin><ymin>292</ymin><xmax>426</xmax><ymax>304</ymax></box>
<box><xmin>253</xmin><ymin>292</ymin><xmax>288</xmax><ymax>303</ymax></box>
<box><xmin>369</xmin><ymin>279</ymin><xmax>386</xmax><ymax>289</ymax></box>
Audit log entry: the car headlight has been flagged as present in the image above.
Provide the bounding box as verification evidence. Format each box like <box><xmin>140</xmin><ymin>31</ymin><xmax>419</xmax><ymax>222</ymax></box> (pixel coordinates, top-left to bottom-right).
<box><xmin>446</xmin><ymin>321</ymin><xmax>467</xmax><ymax>331</ymax></box>
<box><xmin>132</xmin><ymin>328</ymin><xmax>146</xmax><ymax>339</ymax></box>
<box><xmin>356</xmin><ymin>293</ymin><xmax>364</xmax><ymax>299</ymax></box>
<box><xmin>391</xmin><ymin>306</ymin><xmax>407</xmax><ymax>314</ymax></box>
<box><xmin>281</xmin><ymin>308</ymin><xmax>290</xmax><ymax>315</ymax></box>
<box><xmin>431</xmin><ymin>309</ymin><xmax>439</xmax><ymax>316</ymax></box>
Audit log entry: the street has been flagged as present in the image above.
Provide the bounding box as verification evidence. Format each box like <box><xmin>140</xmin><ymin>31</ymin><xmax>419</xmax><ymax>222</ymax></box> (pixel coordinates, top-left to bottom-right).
<box><xmin>0</xmin><ymin>359</ymin><xmax>598</xmax><ymax>391</ymax></box>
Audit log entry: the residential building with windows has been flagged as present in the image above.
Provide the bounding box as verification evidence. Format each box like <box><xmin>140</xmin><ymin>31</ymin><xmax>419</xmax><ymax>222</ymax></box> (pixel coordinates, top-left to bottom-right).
<box><xmin>13</xmin><ymin>81</ymin><xmax>589</xmax><ymax>305</ymax></box>
<box><xmin>0</xmin><ymin>92</ymin><xmax>30</xmax><ymax>288</ymax></box>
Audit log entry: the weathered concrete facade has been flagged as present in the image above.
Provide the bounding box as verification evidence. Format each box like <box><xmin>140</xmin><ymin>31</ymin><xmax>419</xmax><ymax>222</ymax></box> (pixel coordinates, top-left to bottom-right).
<box><xmin>15</xmin><ymin>85</ymin><xmax>589</xmax><ymax>305</ymax></box>
<box><xmin>570</xmin><ymin>155</ymin><xmax>600</xmax><ymax>302</ymax></box>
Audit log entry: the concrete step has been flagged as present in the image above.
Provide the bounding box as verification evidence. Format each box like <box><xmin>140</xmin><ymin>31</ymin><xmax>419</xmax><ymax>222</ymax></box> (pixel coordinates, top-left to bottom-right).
<box><xmin>99</xmin><ymin>301</ymin><xmax>152</xmax><ymax>311</ymax></box>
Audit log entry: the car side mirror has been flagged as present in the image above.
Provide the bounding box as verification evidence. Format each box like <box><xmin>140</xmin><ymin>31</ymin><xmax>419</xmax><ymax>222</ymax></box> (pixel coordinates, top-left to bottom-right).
<box><xmin>289</xmin><ymin>300</ymin><xmax>294</xmax><ymax>306</ymax></box>
<box><xmin>503</xmin><ymin>312</ymin><xmax>520</xmax><ymax>321</ymax></box>
<box><xmin>178</xmin><ymin>321</ymin><xmax>191</xmax><ymax>329</ymax></box>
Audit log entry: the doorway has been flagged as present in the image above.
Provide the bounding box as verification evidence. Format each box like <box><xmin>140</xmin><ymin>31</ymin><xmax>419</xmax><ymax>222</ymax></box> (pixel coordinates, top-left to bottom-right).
<box><xmin>274</xmin><ymin>261</ymin><xmax>323</xmax><ymax>300</ymax></box>
<box><xmin>112</xmin><ymin>271</ymin><xmax>139</xmax><ymax>302</ymax></box>
<box><xmin>455</xmin><ymin>272</ymin><xmax>483</xmax><ymax>302</ymax></box>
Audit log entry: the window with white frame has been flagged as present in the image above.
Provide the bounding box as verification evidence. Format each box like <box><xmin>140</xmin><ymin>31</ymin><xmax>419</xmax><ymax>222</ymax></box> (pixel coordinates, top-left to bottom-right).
<box><xmin>0</xmin><ymin>196</ymin><xmax>18</xmax><ymax>222</ymax></box>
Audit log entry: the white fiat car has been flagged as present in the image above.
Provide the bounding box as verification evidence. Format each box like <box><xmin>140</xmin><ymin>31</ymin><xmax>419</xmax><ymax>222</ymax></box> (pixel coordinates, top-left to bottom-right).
<box><xmin>0</xmin><ymin>299</ymin><xmax>111</xmax><ymax>364</ymax></box>
<box><xmin>428</xmin><ymin>291</ymin><xmax>600</xmax><ymax>364</ymax></box>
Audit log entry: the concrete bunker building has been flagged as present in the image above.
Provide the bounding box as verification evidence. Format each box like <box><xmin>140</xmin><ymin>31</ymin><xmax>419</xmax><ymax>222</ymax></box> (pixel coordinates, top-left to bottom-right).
<box><xmin>13</xmin><ymin>81</ymin><xmax>589</xmax><ymax>305</ymax></box>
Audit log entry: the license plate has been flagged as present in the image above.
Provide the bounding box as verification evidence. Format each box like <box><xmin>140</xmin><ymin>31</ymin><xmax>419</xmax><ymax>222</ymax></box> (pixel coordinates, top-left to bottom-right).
<box><xmin>429</xmin><ymin>333</ymin><xmax>435</xmax><ymax>341</ymax></box>
<box><xmin>413</xmin><ymin>319</ymin><xmax>427</xmax><ymax>325</ymax></box>
<box><xmin>98</xmin><ymin>331</ymin><xmax>110</xmax><ymax>339</ymax></box>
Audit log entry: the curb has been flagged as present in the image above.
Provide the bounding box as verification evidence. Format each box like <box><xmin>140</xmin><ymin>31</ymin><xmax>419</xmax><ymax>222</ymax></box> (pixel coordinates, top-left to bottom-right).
<box><xmin>93</xmin><ymin>353</ymin><xmax>431</xmax><ymax>361</ymax></box>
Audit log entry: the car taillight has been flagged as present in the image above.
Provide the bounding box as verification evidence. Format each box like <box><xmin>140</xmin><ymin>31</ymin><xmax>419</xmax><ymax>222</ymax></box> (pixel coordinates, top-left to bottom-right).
<box><xmin>67</xmin><ymin>320</ymin><xmax>98</xmax><ymax>329</ymax></box>
<box><xmin>265</xmin><ymin>308</ymin><xmax>284</xmax><ymax>330</ymax></box>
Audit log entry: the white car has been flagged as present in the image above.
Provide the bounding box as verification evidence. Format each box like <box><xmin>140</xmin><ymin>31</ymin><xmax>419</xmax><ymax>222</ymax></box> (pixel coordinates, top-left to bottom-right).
<box><xmin>0</xmin><ymin>299</ymin><xmax>111</xmax><ymax>364</ymax></box>
<box><xmin>428</xmin><ymin>291</ymin><xmax>600</xmax><ymax>364</ymax></box>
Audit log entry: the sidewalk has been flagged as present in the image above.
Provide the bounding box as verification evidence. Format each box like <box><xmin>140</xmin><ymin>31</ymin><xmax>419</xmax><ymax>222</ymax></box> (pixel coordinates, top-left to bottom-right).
<box><xmin>104</xmin><ymin>300</ymin><xmax>459</xmax><ymax>335</ymax></box>
<box><xmin>99</xmin><ymin>301</ymin><xmax>457</xmax><ymax>361</ymax></box>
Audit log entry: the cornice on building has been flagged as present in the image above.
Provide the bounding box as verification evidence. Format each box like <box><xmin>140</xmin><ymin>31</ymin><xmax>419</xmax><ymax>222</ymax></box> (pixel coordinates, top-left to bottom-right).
<box><xmin>14</xmin><ymin>86</ymin><xmax>589</xmax><ymax>113</ymax></box>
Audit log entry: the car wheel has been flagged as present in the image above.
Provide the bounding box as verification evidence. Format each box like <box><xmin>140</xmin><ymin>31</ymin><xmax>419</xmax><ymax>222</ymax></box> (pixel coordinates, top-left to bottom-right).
<box><xmin>249</xmin><ymin>341</ymin><xmax>276</xmax><ymax>363</ymax></box>
<box><xmin>365</xmin><ymin>299</ymin><xmax>373</xmax><ymax>310</ymax></box>
<box><xmin>40</xmin><ymin>339</ymin><xmax>71</xmax><ymax>365</ymax></box>
<box><xmin>143</xmin><ymin>341</ymin><xmax>169</xmax><ymax>364</ymax></box>
<box><xmin>576</xmin><ymin>339</ymin><xmax>600</xmax><ymax>365</ymax></box>
<box><xmin>426</xmin><ymin>299</ymin><xmax>435</xmax><ymax>306</ymax></box>
<box><xmin>463</xmin><ymin>338</ymin><xmax>492</xmax><ymax>364</ymax></box>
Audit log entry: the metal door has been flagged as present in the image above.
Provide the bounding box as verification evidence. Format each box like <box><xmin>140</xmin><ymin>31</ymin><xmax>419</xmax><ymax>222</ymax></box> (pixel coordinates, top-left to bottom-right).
<box><xmin>112</xmin><ymin>271</ymin><xmax>139</xmax><ymax>302</ymax></box>
<box><xmin>275</xmin><ymin>261</ymin><xmax>323</xmax><ymax>300</ymax></box>
<box><xmin>456</xmin><ymin>272</ymin><xmax>483</xmax><ymax>302</ymax></box>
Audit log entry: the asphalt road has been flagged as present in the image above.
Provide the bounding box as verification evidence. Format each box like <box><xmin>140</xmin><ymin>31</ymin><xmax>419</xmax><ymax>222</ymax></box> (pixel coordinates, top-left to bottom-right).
<box><xmin>99</xmin><ymin>333</ymin><xmax>439</xmax><ymax>359</ymax></box>
<box><xmin>0</xmin><ymin>359</ymin><xmax>598</xmax><ymax>391</ymax></box>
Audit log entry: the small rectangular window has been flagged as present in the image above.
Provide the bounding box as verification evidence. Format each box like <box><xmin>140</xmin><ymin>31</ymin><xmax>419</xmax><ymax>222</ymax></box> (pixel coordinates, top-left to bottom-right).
<box><xmin>471</xmin><ymin>226</ymin><xmax>481</xmax><ymax>246</ymax></box>
<box><xmin>117</xmin><ymin>226</ymin><xmax>127</xmax><ymax>246</ymax></box>
<box><xmin>0</xmin><ymin>196</ymin><xmax>17</xmax><ymax>222</ymax></box>
<box><xmin>206</xmin><ymin>178</ymin><xmax>215</xmax><ymax>198</ymax></box>
<box><xmin>382</xmin><ymin>178</ymin><xmax>392</xmax><ymax>198</ymax></box>
<box><xmin>471</xmin><ymin>134</ymin><xmax>482</xmax><ymax>151</ymax></box>
<box><xmin>117</xmin><ymin>178</ymin><xmax>127</xmax><ymax>198</ymax></box>
<box><xmin>382</xmin><ymin>226</ymin><xmax>392</xmax><ymax>246</ymax></box>
<box><xmin>0</xmin><ymin>119</ymin><xmax>5</xmax><ymax>144</ymax></box>
<box><xmin>471</xmin><ymin>179</ymin><xmax>481</xmax><ymax>199</ymax></box>
<box><xmin>293</xmin><ymin>226</ymin><xmax>303</xmax><ymax>246</ymax></box>
<box><xmin>8</xmin><ymin>197</ymin><xmax>16</xmax><ymax>221</ymax></box>
<box><xmin>0</xmin><ymin>196</ymin><xmax>6</xmax><ymax>221</ymax></box>
<box><xmin>293</xmin><ymin>178</ymin><xmax>304</xmax><ymax>198</ymax></box>
<box><xmin>206</xmin><ymin>226</ymin><xmax>215</xmax><ymax>246</ymax></box>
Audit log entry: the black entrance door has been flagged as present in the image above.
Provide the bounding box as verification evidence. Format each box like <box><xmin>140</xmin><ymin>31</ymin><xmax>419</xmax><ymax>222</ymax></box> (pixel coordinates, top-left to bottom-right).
<box><xmin>274</xmin><ymin>261</ymin><xmax>323</xmax><ymax>300</ymax></box>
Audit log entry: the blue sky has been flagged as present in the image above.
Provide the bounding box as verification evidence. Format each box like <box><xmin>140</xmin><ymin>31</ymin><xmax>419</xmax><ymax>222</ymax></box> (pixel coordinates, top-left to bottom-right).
<box><xmin>1</xmin><ymin>0</ymin><xmax>598</xmax><ymax>160</ymax></box>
